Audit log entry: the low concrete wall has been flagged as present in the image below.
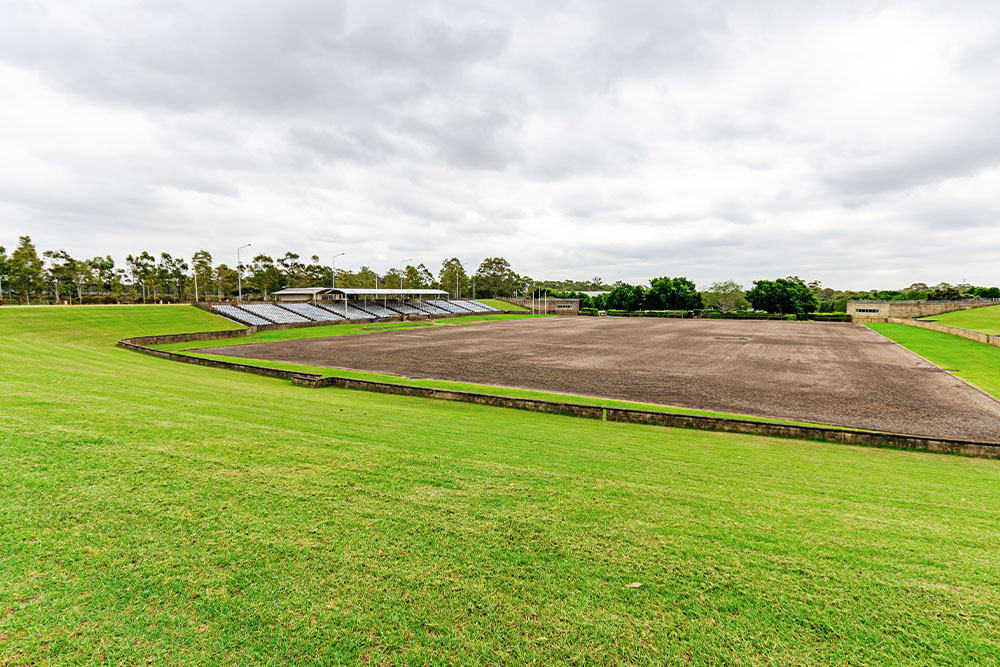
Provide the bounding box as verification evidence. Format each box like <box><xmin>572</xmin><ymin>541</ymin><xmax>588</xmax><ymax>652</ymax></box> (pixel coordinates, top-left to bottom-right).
<box><xmin>883</xmin><ymin>317</ymin><xmax>1000</xmax><ymax>348</ymax></box>
<box><xmin>291</xmin><ymin>374</ymin><xmax>1000</xmax><ymax>458</ymax></box>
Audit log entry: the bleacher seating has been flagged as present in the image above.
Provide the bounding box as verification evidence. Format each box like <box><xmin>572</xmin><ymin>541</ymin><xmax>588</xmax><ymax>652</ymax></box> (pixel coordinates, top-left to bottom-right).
<box><xmin>353</xmin><ymin>301</ymin><xmax>396</xmax><ymax>318</ymax></box>
<box><xmin>239</xmin><ymin>303</ymin><xmax>309</xmax><ymax>324</ymax></box>
<box><xmin>213</xmin><ymin>304</ymin><xmax>271</xmax><ymax>326</ymax></box>
<box><xmin>280</xmin><ymin>302</ymin><xmax>340</xmax><ymax>322</ymax></box>
<box><xmin>429</xmin><ymin>300</ymin><xmax>472</xmax><ymax>313</ymax></box>
<box><xmin>385</xmin><ymin>299</ymin><xmax>423</xmax><ymax>315</ymax></box>
<box><xmin>453</xmin><ymin>300</ymin><xmax>492</xmax><ymax>313</ymax></box>
<box><xmin>317</xmin><ymin>302</ymin><xmax>371</xmax><ymax>321</ymax></box>
<box><xmin>409</xmin><ymin>300</ymin><xmax>449</xmax><ymax>315</ymax></box>
<box><xmin>466</xmin><ymin>300</ymin><xmax>501</xmax><ymax>312</ymax></box>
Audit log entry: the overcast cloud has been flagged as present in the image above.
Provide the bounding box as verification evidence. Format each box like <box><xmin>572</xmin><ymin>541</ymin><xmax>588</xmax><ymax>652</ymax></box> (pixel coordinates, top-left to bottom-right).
<box><xmin>1</xmin><ymin>0</ymin><xmax>999</xmax><ymax>288</ymax></box>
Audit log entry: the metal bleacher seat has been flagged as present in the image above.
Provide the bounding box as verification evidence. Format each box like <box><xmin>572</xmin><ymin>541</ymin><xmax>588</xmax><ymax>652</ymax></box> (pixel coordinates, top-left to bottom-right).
<box><xmin>409</xmin><ymin>300</ymin><xmax>449</xmax><ymax>315</ymax></box>
<box><xmin>280</xmin><ymin>302</ymin><xmax>340</xmax><ymax>322</ymax></box>
<box><xmin>385</xmin><ymin>299</ymin><xmax>423</xmax><ymax>315</ymax></box>
<box><xmin>428</xmin><ymin>300</ymin><xmax>471</xmax><ymax>314</ymax></box>
<box><xmin>453</xmin><ymin>300</ymin><xmax>490</xmax><ymax>313</ymax></box>
<box><xmin>317</xmin><ymin>302</ymin><xmax>371</xmax><ymax>321</ymax></box>
<box><xmin>353</xmin><ymin>301</ymin><xmax>396</xmax><ymax>318</ymax></box>
<box><xmin>239</xmin><ymin>303</ymin><xmax>309</xmax><ymax>324</ymax></box>
<box><xmin>213</xmin><ymin>304</ymin><xmax>271</xmax><ymax>326</ymax></box>
<box><xmin>467</xmin><ymin>300</ymin><xmax>501</xmax><ymax>312</ymax></box>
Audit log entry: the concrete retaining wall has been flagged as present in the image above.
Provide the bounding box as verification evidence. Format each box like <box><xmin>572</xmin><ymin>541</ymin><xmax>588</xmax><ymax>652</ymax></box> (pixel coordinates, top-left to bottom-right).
<box><xmin>290</xmin><ymin>374</ymin><xmax>1000</xmax><ymax>459</ymax></box>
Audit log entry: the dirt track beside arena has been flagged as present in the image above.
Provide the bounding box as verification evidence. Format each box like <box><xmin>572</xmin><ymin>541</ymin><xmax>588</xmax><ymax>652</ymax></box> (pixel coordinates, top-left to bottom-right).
<box><xmin>199</xmin><ymin>317</ymin><xmax>1000</xmax><ymax>442</ymax></box>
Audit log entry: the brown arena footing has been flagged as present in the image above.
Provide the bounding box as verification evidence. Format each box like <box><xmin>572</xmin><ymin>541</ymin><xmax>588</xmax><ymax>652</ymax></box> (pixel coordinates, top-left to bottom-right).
<box><xmin>118</xmin><ymin>319</ymin><xmax>1000</xmax><ymax>460</ymax></box>
<box><xmin>199</xmin><ymin>317</ymin><xmax>1000</xmax><ymax>443</ymax></box>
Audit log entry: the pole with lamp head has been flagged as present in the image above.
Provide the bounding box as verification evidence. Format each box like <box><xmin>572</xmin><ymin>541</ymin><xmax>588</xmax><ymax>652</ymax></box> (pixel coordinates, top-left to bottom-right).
<box><xmin>237</xmin><ymin>243</ymin><xmax>251</xmax><ymax>301</ymax></box>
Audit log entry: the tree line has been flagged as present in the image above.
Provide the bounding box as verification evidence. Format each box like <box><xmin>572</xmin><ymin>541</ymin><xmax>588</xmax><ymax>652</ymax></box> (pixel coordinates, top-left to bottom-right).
<box><xmin>2</xmin><ymin>236</ymin><xmax>995</xmax><ymax>312</ymax></box>
<box><xmin>0</xmin><ymin>236</ymin><xmax>537</xmax><ymax>304</ymax></box>
<box><xmin>547</xmin><ymin>276</ymin><xmax>999</xmax><ymax>315</ymax></box>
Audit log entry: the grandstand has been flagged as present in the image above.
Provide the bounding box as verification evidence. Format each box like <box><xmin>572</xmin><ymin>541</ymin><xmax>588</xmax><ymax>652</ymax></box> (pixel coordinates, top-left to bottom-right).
<box><xmin>207</xmin><ymin>287</ymin><xmax>513</xmax><ymax>327</ymax></box>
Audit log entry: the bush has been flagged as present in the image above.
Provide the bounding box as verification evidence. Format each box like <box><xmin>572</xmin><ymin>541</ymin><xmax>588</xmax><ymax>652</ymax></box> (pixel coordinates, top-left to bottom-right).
<box><xmin>580</xmin><ymin>307</ymin><xmax>598</xmax><ymax>316</ymax></box>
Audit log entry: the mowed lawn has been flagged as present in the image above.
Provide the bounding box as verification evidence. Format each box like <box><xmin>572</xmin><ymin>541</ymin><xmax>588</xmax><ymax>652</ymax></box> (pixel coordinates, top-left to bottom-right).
<box><xmin>867</xmin><ymin>322</ymin><xmax>1000</xmax><ymax>400</ymax></box>
<box><xmin>2</xmin><ymin>306</ymin><xmax>1000</xmax><ymax>666</ymax></box>
<box><xmin>919</xmin><ymin>304</ymin><xmax>1000</xmax><ymax>335</ymax></box>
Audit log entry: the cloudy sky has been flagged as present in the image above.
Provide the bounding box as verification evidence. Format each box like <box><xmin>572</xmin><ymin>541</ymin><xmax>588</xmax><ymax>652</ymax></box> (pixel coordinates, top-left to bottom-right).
<box><xmin>2</xmin><ymin>0</ymin><xmax>998</xmax><ymax>289</ymax></box>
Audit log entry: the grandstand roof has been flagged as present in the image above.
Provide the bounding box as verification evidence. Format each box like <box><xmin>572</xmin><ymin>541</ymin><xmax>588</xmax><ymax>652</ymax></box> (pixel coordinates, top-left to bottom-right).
<box><xmin>273</xmin><ymin>287</ymin><xmax>448</xmax><ymax>297</ymax></box>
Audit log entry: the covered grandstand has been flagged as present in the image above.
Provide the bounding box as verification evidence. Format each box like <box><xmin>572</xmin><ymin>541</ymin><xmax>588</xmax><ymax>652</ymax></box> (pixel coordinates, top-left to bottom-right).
<box><xmin>208</xmin><ymin>287</ymin><xmax>500</xmax><ymax>326</ymax></box>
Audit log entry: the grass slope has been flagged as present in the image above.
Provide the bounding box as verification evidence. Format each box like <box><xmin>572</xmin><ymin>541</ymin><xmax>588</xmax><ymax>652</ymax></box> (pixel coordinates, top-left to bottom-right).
<box><xmin>2</xmin><ymin>305</ymin><xmax>1000</xmax><ymax>665</ymax></box>
<box><xmin>919</xmin><ymin>304</ymin><xmax>1000</xmax><ymax>335</ymax></box>
<box><xmin>477</xmin><ymin>298</ymin><xmax>529</xmax><ymax>312</ymax></box>
<box><xmin>867</xmin><ymin>322</ymin><xmax>1000</xmax><ymax>400</ymax></box>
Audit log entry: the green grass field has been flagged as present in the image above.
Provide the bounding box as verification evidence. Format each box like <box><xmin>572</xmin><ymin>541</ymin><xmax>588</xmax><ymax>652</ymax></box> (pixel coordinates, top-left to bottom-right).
<box><xmin>867</xmin><ymin>322</ymin><xmax>1000</xmax><ymax>400</ymax></box>
<box><xmin>919</xmin><ymin>304</ymin><xmax>1000</xmax><ymax>335</ymax></box>
<box><xmin>477</xmin><ymin>298</ymin><xmax>528</xmax><ymax>312</ymax></box>
<box><xmin>3</xmin><ymin>305</ymin><xmax>1000</xmax><ymax>665</ymax></box>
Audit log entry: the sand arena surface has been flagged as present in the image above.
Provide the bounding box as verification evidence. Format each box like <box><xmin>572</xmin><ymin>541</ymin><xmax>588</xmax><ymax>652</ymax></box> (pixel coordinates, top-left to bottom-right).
<box><xmin>199</xmin><ymin>317</ymin><xmax>1000</xmax><ymax>442</ymax></box>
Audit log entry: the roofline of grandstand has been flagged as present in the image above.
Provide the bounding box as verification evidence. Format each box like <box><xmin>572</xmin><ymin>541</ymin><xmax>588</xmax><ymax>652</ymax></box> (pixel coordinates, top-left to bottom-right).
<box><xmin>272</xmin><ymin>287</ymin><xmax>449</xmax><ymax>297</ymax></box>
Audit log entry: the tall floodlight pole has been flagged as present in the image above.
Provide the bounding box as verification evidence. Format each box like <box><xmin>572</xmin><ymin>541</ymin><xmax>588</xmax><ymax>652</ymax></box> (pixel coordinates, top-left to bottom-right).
<box><xmin>237</xmin><ymin>243</ymin><xmax>252</xmax><ymax>301</ymax></box>
<box><xmin>332</xmin><ymin>252</ymin><xmax>345</xmax><ymax>289</ymax></box>
<box><xmin>193</xmin><ymin>269</ymin><xmax>199</xmax><ymax>302</ymax></box>
<box><xmin>0</xmin><ymin>275</ymin><xmax>4</xmax><ymax>305</ymax></box>
<box><xmin>399</xmin><ymin>258</ymin><xmax>411</xmax><ymax>289</ymax></box>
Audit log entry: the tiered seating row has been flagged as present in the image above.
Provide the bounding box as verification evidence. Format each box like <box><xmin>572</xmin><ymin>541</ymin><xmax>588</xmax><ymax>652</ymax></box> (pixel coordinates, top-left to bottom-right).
<box><xmin>281</xmin><ymin>302</ymin><xmax>342</xmax><ymax>322</ymax></box>
<box><xmin>240</xmin><ymin>303</ymin><xmax>309</xmax><ymax>324</ymax></box>
<box><xmin>213</xmin><ymin>300</ymin><xmax>500</xmax><ymax>325</ymax></box>
<box><xmin>427</xmin><ymin>300</ymin><xmax>472</xmax><ymax>313</ymax></box>
<box><xmin>212</xmin><ymin>305</ymin><xmax>271</xmax><ymax>326</ymax></box>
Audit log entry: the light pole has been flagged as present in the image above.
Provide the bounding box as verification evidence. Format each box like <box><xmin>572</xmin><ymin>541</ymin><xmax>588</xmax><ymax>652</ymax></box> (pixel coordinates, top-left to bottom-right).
<box><xmin>399</xmin><ymin>258</ymin><xmax>411</xmax><ymax>289</ymax></box>
<box><xmin>0</xmin><ymin>274</ymin><xmax>3</xmax><ymax>305</ymax></box>
<box><xmin>237</xmin><ymin>243</ymin><xmax>252</xmax><ymax>301</ymax></box>
<box><xmin>193</xmin><ymin>269</ymin><xmax>199</xmax><ymax>302</ymax></box>
<box><xmin>332</xmin><ymin>252</ymin><xmax>345</xmax><ymax>289</ymax></box>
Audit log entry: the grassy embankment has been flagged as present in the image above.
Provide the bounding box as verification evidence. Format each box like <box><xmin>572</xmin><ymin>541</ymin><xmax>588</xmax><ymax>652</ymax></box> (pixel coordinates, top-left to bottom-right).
<box><xmin>867</xmin><ymin>322</ymin><xmax>1000</xmax><ymax>400</ymax></box>
<box><xmin>919</xmin><ymin>304</ymin><xmax>1000</xmax><ymax>335</ymax></box>
<box><xmin>476</xmin><ymin>298</ymin><xmax>529</xmax><ymax>312</ymax></box>
<box><xmin>2</xmin><ymin>305</ymin><xmax>1000</xmax><ymax>665</ymax></box>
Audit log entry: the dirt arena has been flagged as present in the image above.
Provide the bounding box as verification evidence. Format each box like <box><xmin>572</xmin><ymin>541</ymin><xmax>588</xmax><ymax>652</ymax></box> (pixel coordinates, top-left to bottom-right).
<box><xmin>200</xmin><ymin>317</ymin><xmax>1000</xmax><ymax>442</ymax></box>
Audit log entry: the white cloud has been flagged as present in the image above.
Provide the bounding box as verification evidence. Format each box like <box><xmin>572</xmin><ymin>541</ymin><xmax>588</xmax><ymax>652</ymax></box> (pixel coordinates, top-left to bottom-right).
<box><xmin>1</xmin><ymin>0</ymin><xmax>999</xmax><ymax>288</ymax></box>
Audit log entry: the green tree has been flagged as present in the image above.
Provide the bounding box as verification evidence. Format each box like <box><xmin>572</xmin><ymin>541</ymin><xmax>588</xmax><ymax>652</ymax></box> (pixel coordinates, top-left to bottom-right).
<box><xmin>403</xmin><ymin>263</ymin><xmax>433</xmax><ymax>289</ymax></box>
<box><xmin>0</xmin><ymin>245</ymin><xmax>8</xmax><ymax>303</ymax></box>
<box><xmin>247</xmin><ymin>254</ymin><xmax>282</xmax><ymax>298</ymax></box>
<box><xmin>214</xmin><ymin>264</ymin><xmax>239</xmax><ymax>299</ymax></box>
<box><xmin>645</xmin><ymin>276</ymin><xmax>702</xmax><ymax>310</ymax></box>
<box><xmin>43</xmin><ymin>249</ymin><xmax>91</xmax><ymax>303</ymax></box>
<box><xmin>439</xmin><ymin>258</ymin><xmax>469</xmax><ymax>298</ymax></box>
<box><xmin>746</xmin><ymin>277</ymin><xmax>818</xmax><ymax>315</ymax></box>
<box><xmin>605</xmin><ymin>283</ymin><xmax>645</xmax><ymax>311</ymax></box>
<box><xmin>474</xmin><ymin>257</ymin><xmax>516</xmax><ymax>298</ymax></box>
<box><xmin>701</xmin><ymin>280</ymin><xmax>748</xmax><ymax>313</ymax></box>
<box><xmin>10</xmin><ymin>236</ymin><xmax>44</xmax><ymax>304</ymax></box>
<box><xmin>191</xmin><ymin>250</ymin><xmax>214</xmax><ymax>301</ymax></box>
